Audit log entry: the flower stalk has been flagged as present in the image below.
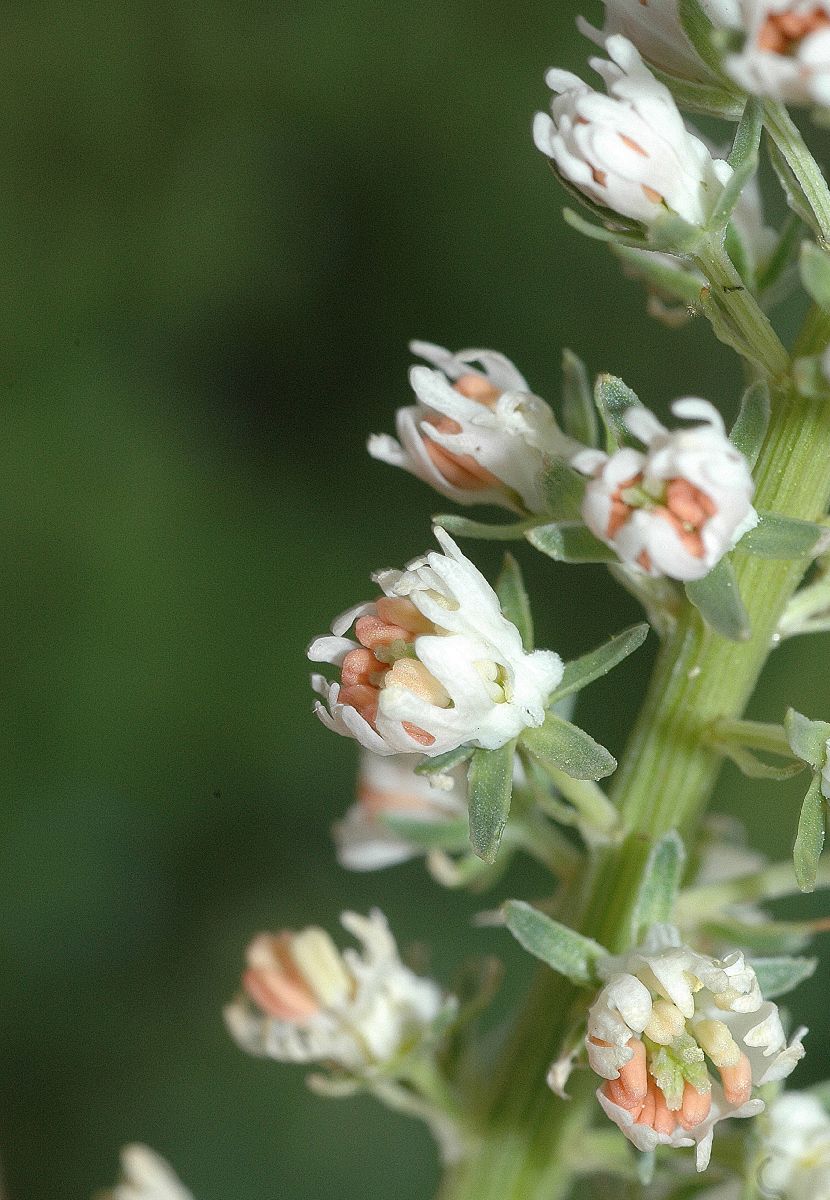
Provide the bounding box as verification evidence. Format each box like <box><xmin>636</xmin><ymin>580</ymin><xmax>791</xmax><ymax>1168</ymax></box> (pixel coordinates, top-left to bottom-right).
<box><xmin>436</xmin><ymin>373</ymin><xmax>830</xmax><ymax>1199</ymax></box>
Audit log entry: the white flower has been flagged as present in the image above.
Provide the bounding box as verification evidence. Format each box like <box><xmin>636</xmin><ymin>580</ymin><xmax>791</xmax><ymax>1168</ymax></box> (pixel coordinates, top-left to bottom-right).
<box><xmin>759</xmin><ymin>1091</ymin><xmax>830</xmax><ymax>1200</ymax></box>
<box><xmin>368</xmin><ymin>342</ymin><xmax>577</xmax><ymax>513</ymax></box>
<box><xmin>533</xmin><ymin>37</ymin><xmax>733</xmax><ymax>227</ymax></box>
<box><xmin>579</xmin><ymin>0</ymin><xmax>741</xmax><ymax>82</ymax></box>
<box><xmin>334</xmin><ymin>750</ymin><xmax>467</xmax><ymax>870</ymax></box>
<box><xmin>822</xmin><ymin>736</ymin><xmax>830</xmax><ymax>799</ymax></box>
<box><xmin>585</xmin><ymin>924</ymin><xmax>806</xmax><ymax>1171</ymax></box>
<box><xmin>105</xmin><ymin>1146</ymin><xmax>194</xmax><ymax>1200</ymax></box>
<box><xmin>725</xmin><ymin>3</ymin><xmax>830</xmax><ymax>106</ymax></box>
<box><xmin>572</xmin><ymin>397</ymin><xmax>757</xmax><ymax>581</ymax></box>
<box><xmin>224</xmin><ymin>909</ymin><xmax>444</xmax><ymax>1073</ymax></box>
<box><xmin>308</xmin><ymin>528</ymin><xmax>563</xmax><ymax>757</ymax></box>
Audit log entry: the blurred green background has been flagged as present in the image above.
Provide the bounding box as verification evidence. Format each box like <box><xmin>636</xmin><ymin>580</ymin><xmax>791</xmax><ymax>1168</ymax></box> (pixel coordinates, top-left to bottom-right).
<box><xmin>0</xmin><ymin>2</ymin><xmax>827</xmax><ymax>1197</ymax></box>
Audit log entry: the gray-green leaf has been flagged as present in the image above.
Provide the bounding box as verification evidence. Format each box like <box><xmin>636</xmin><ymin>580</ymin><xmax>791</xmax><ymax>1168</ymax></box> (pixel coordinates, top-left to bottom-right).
<box><xmin>415</xmin><ymin>745</ymin><xmax>475</xmax><ymax>778</ymax></box>
<box><xmin>800</xmin><ymin>241</ymin><xmax>830</xmax><ymax>311</ymax></box>
<box><xmin>794</xmin><ymin>772</ymin><xmax>826</xmax><ymax>893</ymax></box>
<box><xmin>527</xmin><ymin>521</ymin><xmax>617</xmax><ymax>564</ymax></box>
<box><xmin>562</xmin><ymin>349</ymin><xmax>598</xmax><ymax>448</ymax></box>
<box><xmin>521</xmin><ymin>712</ymin><xmax>616</xmax><ymax>780</ymax></box>
<box><xmin>630</xmin><ymin>831</ymin><xmax>686</xmax><ymax>942</ymax></box>
<box><xmin>503</xmin><ymin>899</ymin><xmax>607</xmax><ymax>986</ymax></box>
<box><xmin>685</xmin><ymin>558</ymin><xmax>751</xmax><ymax>642</ymax></box>
<box><xmin>496</xmin><ymin>553</ymin><xmax>534</xmax><ymax>651</ymax></box>
<box><xmin>595</xmin><ymin>374</ymin><xmax>640</xmax><ymax>451</ymax></box>
<box><xmin>785</xmin><ymin>708</ymin><xmax>830</xmax><ymax>770</ymax></box>
<box><xmin>540</xmin><ymin>457</ymin><xmax>586</xmax><ymax>522</ymax></box>
<box><xmin>678</xmin><ymin>0</ymin><xmax>725</xmax><ymax>75</ymax></box>
<box><xmin>730</xmin><ymin>380</ymin><xmax>770</xmax><ymax>468</ymax></box>
<box><xmin>750</xmin><ymin>956</ymin><xmax>817</xmax><ymax>999</ymax></box>
<box><xmin>467</xmin><ymin>742</ymin><xmax>516</xmax><ymax>864</ymax></box>
<box><xmin>740</xmin><ymin>512</ymin><xmax>828</xmax><ymax>560</ymax></box>
<box><xmin>550</xmin><ymin>624</ymin><xmax>649</xmax><ymax>704</ymax></box>
<box><xmin>708</xmin><ymin>99</ymin><xmax>762</xmax><ymax>231</ymax></box>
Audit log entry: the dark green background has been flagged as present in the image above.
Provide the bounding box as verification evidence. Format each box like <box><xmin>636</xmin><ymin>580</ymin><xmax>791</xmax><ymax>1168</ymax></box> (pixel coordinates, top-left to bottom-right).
<box><xmin>0</xmin><ymin>3</ymin><xmax>826</xmax><ymax>1197</ymax></box>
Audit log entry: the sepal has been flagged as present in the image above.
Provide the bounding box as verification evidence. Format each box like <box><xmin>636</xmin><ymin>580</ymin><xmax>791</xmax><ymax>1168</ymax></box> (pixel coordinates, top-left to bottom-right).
<box><xmin>595</xmin><ymin>373</ymin><xmax>641</xmax><ymax>451</ymax></box>
<box><xmin>433</xmin><ymin>513</ymin><xmax>537</xmax><ymax>542</ymax></box>
<box><xmin>785</xmin><ymin>708</ymin><xmax>830</xmax><ymax>771</ymax></box>
<box><xmin>677</xmin><ymin>0</ymin><xmax>726</xmax><ymax>79</ymax></box>
<box><xmin>794</xmin><ymin>773</ymin><xmax>826</xmax><ymax>893</ymax></box>
<box><xmin>503</xmin><ymin>899</ymin><xmax>607</xmax><ymax>986</ymax></box>
<box><xmin>495</xmin><ymin>553</ymin><xmax>533</xmax><ymax>650</ymax></box>
<box><xmin>540</xmin><ymin>456</ymin><xmax>587</xmax><ymax>522</ymax></box>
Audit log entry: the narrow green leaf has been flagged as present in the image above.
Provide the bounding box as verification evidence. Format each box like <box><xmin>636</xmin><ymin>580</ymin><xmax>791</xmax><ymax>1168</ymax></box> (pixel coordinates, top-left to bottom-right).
<box><xmin>613</xmin><ymin>244</ymin><xmax>703</xmax><ymax>309</ymax></box>
<box><xmin>503</xmin><ymin>899</ymin><xmax>607</xmax><ymax>985</ymax></box>
<box><xmin>521</xmin><ymin>712</ymin><xmax>616</xmax><ymax>781</ymax></box>
<box><xmin>467</xmin><ymin>742</ymin><xmax>515</xmax><ymax>864</ymax></box>
<box><xmin>678</xmin><ymin>0</ymin><xmax>724</xmax><ymax>75</ymax></box>
<box><xmin>646</xmin><ymin>212</ymin><xmax>702</xmax><ymax>255</ymax></box>
<box><xmin>562</xmin><ymin>207</ymin><xmax>649</xmax><ymax>251</ymax></box>
<box><xmin>698</xmin><ymin>916</ymin><xmax>814</xmax><ymax>955</ymax></box>
<box><xmin>379</xmin><ymin>814</ymin><xmax>471</xmax><ymax>851</ymax></box>
<box><xmin>540</xmin><ymin>457</ymin><xmax>586</xmax><ymax>522</ymax></box>
<box><xmin>729</xmin><ymin>380</ymin><xmax>770</xmax><ymax>468</ymax></box>
<box><xmin>526</xmin><ymin>521</ymin><xmax>617</xmax><ymax>564</ymax></box>
<box><xmin>708</xmin><ymin>99</ymin><xmax>763</xmax><ymax>231</ymax></box>
<box><xmin>594</xmin><ymin>374</ymin><xmax>641</xmax><ymax>450</ymax></box>
<box><xmin>433</xmin><ymin>513</ymin><xmax>534</xmax><ymax>541</ymax></box>
<box><xmin>561</xmin><ymin>349</ymin><xmax>598</xmax><ymax>448</ymax></box>
<box><xmin>415</xmin><ymin>745</ymin><xmax>474</xmax><ymax>778</ymax></box>
<box><xmin>650</xmin><ymin>68</ymin><xmax>744</xmax><ymax>119</ymax></box>
<box><xmin>631</xmin><ymin>831</ymin><xmax>686</xmax><ymax>941</ymax></box>
<box><xmin>685</xmin><ymin>558</ymin><xmax>751</xmax><ymax>642</ymax></box>
<box><xmin>496</xmin><ymin>553</ymin><xmax>534</xmax><ymax>651</ymax></box>
<box><xmin>550</xmin><ymin>624</ymin><xmax>649</xmax><ymax>704</ymax></box>
<box><xmin>718</xmin><ymin>742</ymin><xmax>805</xmax><ymax>781</ymax></box>
<box><xmin>740</xmin><ymin>512</ymin><xmax>828</xmax><ymax>560</ymax></box>
<box><xmin>800</xmin><ymin>241</ymin><xmax>830</xmax><ymax>311</ymax></box>
<box><xmin>750</xmin><ymin>956</ymin><xmax>817</xmax><ymax>999</ymax></box>
<box><xmin>794</xmin><ymin>773</ymin><xmax>826</xmax><ymax>893</ymax></box>
<box><xmin>767</xmin><ymin>134</ymin><xmax>822</xmax><ymax>238</ymax></box>
<box><xmin>785</xmin><ymin>708</ymin><xmax>830</xmax><ymax>770</ymax></box>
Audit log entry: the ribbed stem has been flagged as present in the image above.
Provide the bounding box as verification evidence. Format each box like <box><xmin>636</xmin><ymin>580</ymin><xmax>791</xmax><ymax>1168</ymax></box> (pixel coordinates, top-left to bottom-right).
<box><xmin>437</xmin><ymin>389</ymin><xmax>830</xmax><ymax>1200</ymax></box>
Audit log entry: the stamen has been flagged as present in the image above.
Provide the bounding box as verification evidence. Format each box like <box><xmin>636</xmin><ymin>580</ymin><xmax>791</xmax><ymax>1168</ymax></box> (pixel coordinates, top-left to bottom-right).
<box><xmin>617</xmin><ymin>1037</ymin><xmax>649</xmax><ymax>1106</ymax></box>
<box><xmin>387</xmin><ymin>658</ymin><xmax>452</xmax><ymax>707</ymax></box>
<box><xmin>644</xmin><ymin>999</ymin><xmax>686</xmax><ymax>1045</ymax></box>
<box><xmin>693</xmin><ymin>1019</ymin><xmax>742</xmax><ymax>1069</ymax></box>
<box><xmin>719</xmin><ymin>1053</ymin><xmax>752</xmax><ymax>1106</ymax></box>
<box><xmin>678</xmin><ymin>1081</ymin><xmax>712</xmax><ymax>1130</ymax></box>
<box><xmin>290</xmin><ymin>928</ymin><xmax>353</xmax><ymax>1008</ymax></box>
<box><xmin>454</xmin><ymin>373</ymin><xmax>501</xmax><ymax>407</ymax></box>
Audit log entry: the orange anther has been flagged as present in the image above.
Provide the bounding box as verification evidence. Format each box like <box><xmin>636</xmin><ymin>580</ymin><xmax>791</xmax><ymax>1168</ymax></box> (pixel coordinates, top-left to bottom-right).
<box><xmin>678</xmin><ymin>1081</ymin><xmax>712</xmax><ymax>1130</ymax></box>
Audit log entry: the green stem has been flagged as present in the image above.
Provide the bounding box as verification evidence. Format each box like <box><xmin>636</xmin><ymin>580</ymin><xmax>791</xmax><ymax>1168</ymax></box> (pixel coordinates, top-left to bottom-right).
<box><xmin>676</xmin><ymin>855</ymin><xmax>830</xmax><ymax>920</ymax></box>
<box><xmin>764</xmin><ymin>101</ymin><xmax>830</xmax><ymax>247</ymax></box>
<box><xmin>696</xmin><ymin>237</ymin><xmax>791</xmax><ymax>379</ymax></box>
<box><xmin>437</xmin><ymin>390</ymin><xmax>830</xmax><ymax>1199</ymax></box>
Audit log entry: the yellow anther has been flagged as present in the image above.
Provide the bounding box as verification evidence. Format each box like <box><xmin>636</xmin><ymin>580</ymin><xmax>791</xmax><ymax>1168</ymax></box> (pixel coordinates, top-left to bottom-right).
<box><xmin>693</xmin><ymin>1019</ymin><xmax>742</xmax><ymax>1069</ymax></box>
<box><xmin>290</xmin><ymin>928</ymin><xmax>352</xmax><ymax>1009</ymax></box>
<box><xmin>643</xmin><ymin>999</ymin><xmax>686</xmax><ymax>1045</ymax></box>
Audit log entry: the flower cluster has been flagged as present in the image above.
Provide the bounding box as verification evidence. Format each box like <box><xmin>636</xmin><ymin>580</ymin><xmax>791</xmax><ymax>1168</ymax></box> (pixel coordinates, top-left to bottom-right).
<box><xmin>533</xmin><ymin>37</ymin><xmax>732</xmax><ymax>228</ymax></box>
<box><xmin>369</xmin><ymin>342</ymin><xmax>576</xmax><ymax>513</ymax></box>
<box><xmin>581</xmin><ymin>0</ymin><xmax>741</xmax><ymax>81</ymax></box>
<box><xmin>759</xmin><ymin>1091</ymin><xmax>830</xmax><ymax>1199</ymax></box>
<box><xmin>573</xmin><ymin>399</ymin><xmax>757</xmax><ymax>580</ymax></box>
<box><xmin>309</xmin><ymin>528</ymin><xmax>563</xmax><ymax>756</ymax></box>
<box><xmin>225</xmin><ymin>909</ymin><xmax>444</xmax><ymax>1073</ymax></box>
<box><xmin>586</xmin><ymin>925</ymin><xmax>805</xmax><ymax>1169</ymax></box>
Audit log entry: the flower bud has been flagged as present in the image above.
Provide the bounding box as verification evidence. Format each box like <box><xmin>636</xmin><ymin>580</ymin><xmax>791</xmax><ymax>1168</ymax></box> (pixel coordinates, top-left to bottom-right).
<box><xmin>333</xmin><ymin>750</ymin><xmax>467</xmax><ymax>870</ymax></box>
<box><xmin>579</xmin><ymin>0</ymin><xmax>741</xmax><ymax>82</ymax></box>
<box><xmin>368</xmin><ymin>342</ymin><xmax>577</xmax><ymax>513</ymax></box>
<box><xmin>572</xmin><ymin>397</ymin><xmax>757</xmax><ymax>581</ymax></box>
<box><xmin>105</xmin><ymin>1145</ymin><xmax>194</xmax><ymax>1200</ymax></box>
<box><xmin>226</xmin><ymin>909</ymin><xmax>445</xmax><ymax>1073</ymax></box>
<box><xmin>533</xmin><ymin>37</ymin><xmax>733</xmax><ymax>228</ymax></box>
<box><xmin>309</xmin><ymin>528</ymin><xmax>563</xmax><ymax>756</ymax></box>
<box><xmin>726</xmin><ymin>3</ymin><xmax>830</xmax><ymax>106</ymax></box>
<box><xmin>584</xmin><ymin>925</ymin><xmax>806</xmax><ymax>1171</ymax></box>
<box><xmin>758</xmin><ymin>1091</ymin><xmax>830</xmax><ymax>1199</ymax></box>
